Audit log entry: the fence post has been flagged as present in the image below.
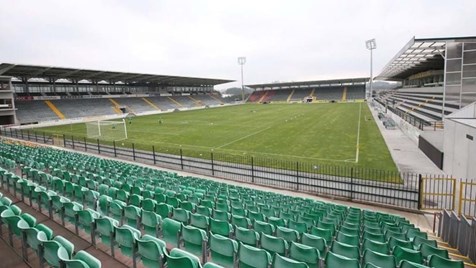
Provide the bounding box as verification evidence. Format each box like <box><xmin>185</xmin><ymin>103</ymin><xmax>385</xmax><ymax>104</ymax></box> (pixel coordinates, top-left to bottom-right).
<box><xmin>97</xmin><ymin>139</ymin><xmax>100</xmax><ymax>154</ymax></box>
<box><xmin>62</xmin><ymin>134</ymin><xmax>66</xmax><ymax>147</ymax></box>
<box><xmin>350</xmin><ymin>167</ymin><xmax>354</xmax><ymax>200</ymax></box>
<box><xmin>72</xmin><ymin>136</ymin><xmax>75</xmax><ymax>149</ymax></box>
<box><xmin>35</xmin><ymin>131</ymin><xmax>38</xmax><ymax>142</ymax></box>
<box><xmin>84</xmin><ymin>137</ymin><xmax>87</xmax><ymax>151</ymax></box>
<box><xmin>211</xmin><ymin>151</ymin><xmax>215</xmax><ymax>176</ymax></box>
<box><xmin>27</xmin><ymin>130</ymin><xmax>30</xmax><ymax>140</ymax></box>
<box><xmin>296</xmin><ymin>161</ymin><xmax>300</xmax><ymax>191</ymax></box>
<box><xmin>152</xmin><ymin>146</ymin><xmax>156</xmax><ymax>164</ymax></box>
<box><xmin>132</xmin><ymin>143</ymin><xmax>136</xmax><ymax>160</ymax></box>
<box><xmin>180</xmin><ymin>148</ymin><xmax>184</xmax><ymax>170</ymax></box>
<box><xmin>251</xmin><ymin>157</ymin><xmax>255</xmax><ymax>183</ymax></box>
<box><xmin>43</xmin><ymin>132</ymin><xmax>46</xmax><ymax>143</ymax></box>
<box><xmin>417</xmin><ymin>174</ymin><xmax>423</xmax><ymax>210</ymax></box>
<box><xmin>113</xmin><ymin>141</ymin><xmax>117</xmax><ymax>157</ymax></box>
<box><xmin>21</xmin><ymin>129</ymin><xmax>24</xmax><ymax>139</ymax></box>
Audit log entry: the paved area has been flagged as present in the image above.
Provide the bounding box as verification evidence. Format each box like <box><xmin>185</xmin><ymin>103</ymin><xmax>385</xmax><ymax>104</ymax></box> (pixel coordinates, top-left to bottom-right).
<box><xmin>370</xmin><ymin>102</ymin><xmax>446</xmax><ymax>175</ymax></box>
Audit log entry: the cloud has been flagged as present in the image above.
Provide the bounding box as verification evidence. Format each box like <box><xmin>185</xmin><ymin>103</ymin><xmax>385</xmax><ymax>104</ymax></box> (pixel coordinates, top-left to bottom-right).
<box><xmin>0</xmin><ymin>0</ymin><xmax>475</xmax><ymax>90</ymax></box>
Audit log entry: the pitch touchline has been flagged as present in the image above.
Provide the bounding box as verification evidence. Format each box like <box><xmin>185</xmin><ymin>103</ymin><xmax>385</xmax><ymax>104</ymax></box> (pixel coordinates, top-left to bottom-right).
<box><xmin>355</xmin><ymin>102</ymin><xmax>362</xmax><ymax>163</ymax></box>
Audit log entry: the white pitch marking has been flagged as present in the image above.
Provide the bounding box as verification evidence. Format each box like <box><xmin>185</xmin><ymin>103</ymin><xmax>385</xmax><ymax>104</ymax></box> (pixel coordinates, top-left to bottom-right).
<box><xmin>355</xmin><ymin>102</ymin><xmax>362</xmax><ymax>163</ymax></box>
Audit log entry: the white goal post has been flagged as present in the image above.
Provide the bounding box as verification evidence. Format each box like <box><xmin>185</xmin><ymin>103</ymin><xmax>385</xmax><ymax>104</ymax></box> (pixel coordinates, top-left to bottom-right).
<box><xmin>86</xmin><ymin>119</ymin><xmax>128</xmax><ymax>141</ymax></box>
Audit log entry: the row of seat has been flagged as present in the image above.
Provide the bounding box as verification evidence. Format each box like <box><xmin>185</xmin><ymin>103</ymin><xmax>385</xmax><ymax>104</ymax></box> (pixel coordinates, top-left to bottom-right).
<box><xmin>0</xmin><ymin>191</ymin><xmax>101</xmax><ymax>267</ymax></box>
<box><xmin>0</xmin><ymin>141</ymin><xmax>466</xmax><ymax>266</ymax></box>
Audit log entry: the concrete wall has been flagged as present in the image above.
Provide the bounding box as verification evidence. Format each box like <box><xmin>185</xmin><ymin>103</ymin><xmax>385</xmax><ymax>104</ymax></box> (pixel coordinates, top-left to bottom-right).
<box><xmin>443</xmin><ymin>118</ymin><xmax>476</xmax><ymax>179</ymax></box>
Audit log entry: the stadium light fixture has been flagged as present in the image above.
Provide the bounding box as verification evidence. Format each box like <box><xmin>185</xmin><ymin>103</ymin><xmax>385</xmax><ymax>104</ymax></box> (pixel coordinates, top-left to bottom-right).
<box><xmin>237</xmin><ymin>57</ymin><xmax>246</xmax><ymax>102</ymax></box>
<box><xmin>365</xmin><ymin>39</ymin><xmax>376</xmax><ymax>100</ymax></box>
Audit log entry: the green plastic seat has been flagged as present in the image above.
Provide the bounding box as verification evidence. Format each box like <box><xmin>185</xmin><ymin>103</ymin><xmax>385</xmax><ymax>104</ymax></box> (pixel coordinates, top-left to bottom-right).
<box><xmin>428</xmin><ymin>254</ymin><xmax>464</xmax><ymax>268</ymax></box>
<box><xmin>162</xmin><ymin>218</ymin><xmax>182</xmax><ymax>247</ymax></box>
<box><xmin>310</xmin><ymin>227</ymin><xmax>333</xmax><ymax>243</ymax></box>
<box><xmin>136</xmin><ymin>234</ymin><xmax>166</xmax><ymax>268</ymax></box>
<box><xmin>289</xmin><ymin>241</ymin><xmax>320</xmax><ymax>267</ymax></box>
<box><xmin>109</xmin><ymin>200</ymin><xmax>125</xmax><ymax>223</ymax></box>
<box><xmin>156</xmin><ymin>203</ymin><xmax>173</xmax><ymax>219</ymax></box>
<box><xmin>393</xmin><ymin>245</ymin><xmax>423</xmax><ymax>265</ymax></box>
<box><xmin>238</xmin><ymin>242</ymin><xmax>272</xmax><ymax>268</ymax></box>
<box><xmin>129</xmin><ymin>194</ymin><xmax>143</xmax><ymax>207</ymax></box>
<box><xmin>114</xmin><ymin>225</ymin><xmax>141</xmax><ymax>257</ymax></box>
<box><xmin>272</xmin><ymin>253</ymin><xmax>309</xmax><ymax>268</ymax></box>
<box><xmin>63</xmin><ymin>201</ymin><xmax>83</xmax><ymax>225</ymax></box>
<box><xmin>389</xmin><ymin>237</ymin><xmax>413</xmax><ymax>250</ymax></box>
<box><xmin>1</xmin><ymin>210</ymin><xmax>24</xmax><ymax>245</ymax></box>
<box><xmin>301</xmin><ymin>233</ymin><xmax>327</xmax><ymax>257</ymax></box>
<box><xmin>413</xmin><ymin>236</ymin><xmax>437</xmax><ymax>250</ymax></box>
<box><xmin>248</xmin><ymin>210</ymin><xmax>265</xmax><ymax>222</ymax></box>
<box><xmin>331</xmin><ymin>240</ymin><xmax>359</xmax><ymax>259</ymax></box>
<box><xmin>166</xmin><ymin>248</ymin><xmax>202</xmax><ymax>268</ymax></box>
<box><xmin>42</xmin><ymin>235</ymin><xmax>75</xmax><ymax>267</ymax></box>
<box><xmin>400</xmin><ymin>260</ymin><xmax>430</xmax><ymax>268</ymax></box>
<box><xmin>76</xmin><ymin>209</ymin><xmax>100</xmax><ymax>242</ymax></box>
<box><xmin>362</xmin><ymin>238</ymin><xmax>389</xmax><ymax>255</ymax></box>
<box><xmin>97</xmin><ymin>195</ymin><xmax>112</xmax><ymax>216</ymax></box>
<box><xmin>190</xmin><ymin>213</ymin><xmax>209</xmax><ymax>231</ymax></box>
<box><xmin>141</xmin><ymin>210</ymin><xmax>162</xmax><ymax>237</ymax></box>
<box><xmin>195</xmin><ymin>206</ymin><xmax>212</xmax><ymax>217</ymax></box>
<box><xmin>231</xmin><ymin>215</ymin><xmax>251</xmax><ymax>229</ymax></box>
<box><xmin>63</xmin><ymin>250</ymin><xmax>102</xmax><ymax>268</ymax></box>
<box><xmin>124</xmin><ymin>205</ymin><xmax>141</xmax><ymax>228</ymax></box>
<box><xmin>181</xmin><ymin>224</ymin><xmax>208</xmax><ymax>263</ymax></box>
<box><xmin>419</xmin><ymin>243</ymin><xmax>449</xmax><ymax>260</ymax></box>
<box><xmin>362</xmin><ymin>249</ymin><xmax>396</xmax><ymax>268</ymax></box>
<box><xmin>268</xmin><ymin>217</ymin><xmax>286</xmax><ymax>228</ymax></box>
<box><xmin>213</xmin><ymin>209</ymin><xmax>231</xmax><ymax>222</ymax></box>
<box><xmin>254</xmin><ymin>220</ymin><xmax>275</xmax><ymax>235</ymax></box>
<box><xmin>166</xmin><ymin>196</ymin><xmax>180</xmax><ymax>208</ymax></box>
<box><xmin>173</xmin><ymin>208</ymin><xmax>191</xmax><ymax>224</ymax></box>
<box><xmin>22</xmin><ymin>223</ymin><xmax>53</xmax><ymax>256</ymax></box>
<box><xmin>235</xmin><ymin>226</ymin><xmax>259</xmax><ymax>247</ymax></box>
<box><xmin>362</xmin><ymin>230</ymin><xmax>385</xmax><ymax>243</ymax></box>
<box><xmin>141</xmin><ymin>198</ymin><xmax>157</xmax><ymax>212</ymax></box>
<box><xmin>260</xmin><ymin>233</ymin><xmax>288</xmax><ymax>256</ymax></box>
<box><xmin>203</xmin><ymin>262</ymin><xmax>225</xmax><ymax>268</ymax></box>
<box><xmin>94</xmin><ymin>216</ymin><xmax>119</xmax><ymax>253</ymax></box>
<box><xmin>209</xmin><ymin>233</ymin><xmax>238</xmax><ymax>268</ymax></box>
<box><xmin>288</xmin><ymin>220</ymin><xmax>308</xmax><ymax>234</ymax></box>
<box><xmin>325</xmin><ymin>251</ymin><xmax>359</xmax><ymax>268</ymax></box>
<box><xmin>276</xmin><ymin>226</ymin><xmax>299</xmax><ymax>242</ymax></box>
<box><xmin>180</xmin><ymin>201</ymin><xmax>196</xmax><ymax>212</ymax></box>
<box><xmin>336</xmin><ymin>231</ymin><xmax>359</xmax><ymax>247</ymax></box>
<box><xmin>210</xmin><ymin>218</ymin><xmax>233</xmax><ymax>237</ymax></box>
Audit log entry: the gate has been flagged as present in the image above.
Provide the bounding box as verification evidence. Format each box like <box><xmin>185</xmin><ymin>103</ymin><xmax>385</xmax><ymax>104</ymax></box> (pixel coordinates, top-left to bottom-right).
<box><xmin>420</xmin><ymin>177</ymin><xmax>456</xmax><ymax>210</ymax></box>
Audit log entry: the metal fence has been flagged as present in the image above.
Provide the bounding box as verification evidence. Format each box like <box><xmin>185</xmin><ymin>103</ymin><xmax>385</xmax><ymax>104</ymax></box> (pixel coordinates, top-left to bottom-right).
<box><xmin>1</xmin><ymin>127</ymin><xmax>475</xmax><ymax>214</ymax></box>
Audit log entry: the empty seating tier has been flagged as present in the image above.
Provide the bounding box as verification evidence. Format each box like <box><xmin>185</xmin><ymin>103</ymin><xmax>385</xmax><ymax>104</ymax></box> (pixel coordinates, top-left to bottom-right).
<box><xmin>0</xmin><ymin>140</ymin><xmax>466</xmax><ymax>268</ymax></box>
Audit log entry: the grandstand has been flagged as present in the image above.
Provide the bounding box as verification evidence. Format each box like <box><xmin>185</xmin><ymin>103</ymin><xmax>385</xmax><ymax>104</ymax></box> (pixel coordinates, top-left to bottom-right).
<box><xmin>375</xmin><ymin>36</ymin><xmax>476</xmax><ymax>180</ymax></box>
<box><xmin>0</xmin><ymin>63</ymin><xmax>234</xmax><ymax>125</ymax></box>
<box><xmin>247</xmin><ymin>78</ymin><xmax>367</xmax><ymax>103</ymax></box>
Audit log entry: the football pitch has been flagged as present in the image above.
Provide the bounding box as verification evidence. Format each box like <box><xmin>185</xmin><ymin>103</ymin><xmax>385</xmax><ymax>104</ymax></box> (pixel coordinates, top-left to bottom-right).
<box><xmin>34</xmin><ymin>103</ymin><xmax>397</xmax><ymax>171</ymax></box>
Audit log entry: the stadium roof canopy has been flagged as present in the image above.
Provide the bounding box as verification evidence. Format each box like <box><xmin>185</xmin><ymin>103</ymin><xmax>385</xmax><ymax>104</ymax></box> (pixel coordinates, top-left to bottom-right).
<box><xmin>246</xmin><ymin>77</ymin><xmax>369</xmax><ymax>90</ymax></box>
<box><xmin>0</xmin><ymin>63</ymin><xmax>234</xmax><ymax>86</ymax></box>
<box><xmin>377</xmin><ymin>36</ymin><xmax>476</xmax><ymax>80</ymax></box>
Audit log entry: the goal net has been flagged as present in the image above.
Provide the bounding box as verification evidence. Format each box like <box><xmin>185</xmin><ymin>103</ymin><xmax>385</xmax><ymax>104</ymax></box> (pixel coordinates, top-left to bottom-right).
<box><xmin>86</xmin><ymin>119</ymin><xmax>128</xmax><ymax>141</ymax></box>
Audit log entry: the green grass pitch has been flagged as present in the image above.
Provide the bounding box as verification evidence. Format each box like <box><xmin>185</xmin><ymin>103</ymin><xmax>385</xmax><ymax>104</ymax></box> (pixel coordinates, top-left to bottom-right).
<box><xmin>34</xmin><ymin>103</ymin><xmax>397</xmax><ymax>172</ymax></box>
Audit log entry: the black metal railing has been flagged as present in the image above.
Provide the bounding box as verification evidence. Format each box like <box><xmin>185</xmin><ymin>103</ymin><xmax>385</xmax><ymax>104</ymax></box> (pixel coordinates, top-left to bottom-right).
<box><xmin>0</xmin><ymin>127</ymin><xmax>462</xmax><ymax>211</ymax></box>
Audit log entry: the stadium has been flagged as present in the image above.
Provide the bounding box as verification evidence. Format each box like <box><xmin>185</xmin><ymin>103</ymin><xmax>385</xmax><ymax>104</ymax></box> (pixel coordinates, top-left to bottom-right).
<box><xmin>1</xmin><ymin>7</ymin><xmax>476</xmax><ymax>268</ymax></box>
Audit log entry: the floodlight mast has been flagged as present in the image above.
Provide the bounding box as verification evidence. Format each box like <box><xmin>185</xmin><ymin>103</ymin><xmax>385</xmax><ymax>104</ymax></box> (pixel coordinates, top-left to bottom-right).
<box><xmin>365</xmin><ymin>39</ymin><xmax>377</xmax><ymax>100</ymax></box>
<box><xmin>238</xmin><ymin>57</ymin><xmax>246</xmax><ymax>102</ymax></box>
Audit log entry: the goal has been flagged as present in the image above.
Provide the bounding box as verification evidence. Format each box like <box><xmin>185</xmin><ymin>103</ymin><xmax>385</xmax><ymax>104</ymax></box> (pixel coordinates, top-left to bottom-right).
<box><xmin>86</xmin><ymin>119</ymin><xmax>128</xmax><ymax>141</ymax></box>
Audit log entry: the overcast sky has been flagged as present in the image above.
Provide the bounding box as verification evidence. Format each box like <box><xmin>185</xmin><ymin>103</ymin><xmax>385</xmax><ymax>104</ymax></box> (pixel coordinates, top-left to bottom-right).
<box><xmin>0</xmin><ymin>0</ymin><xmax>475</xmax><ymax>89</ymax></box>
